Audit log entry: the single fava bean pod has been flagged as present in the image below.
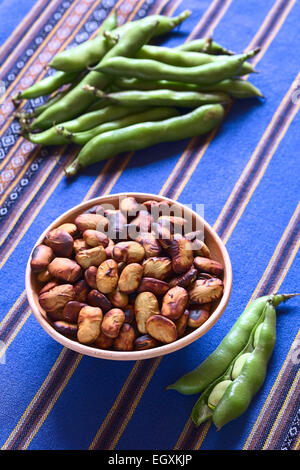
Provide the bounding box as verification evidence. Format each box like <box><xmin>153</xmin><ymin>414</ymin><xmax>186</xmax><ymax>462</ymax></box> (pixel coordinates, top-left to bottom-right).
<box><xmin>167</xmin><ymin>293</ymin><xmax>299</xmax><ymax>395</ymax></box>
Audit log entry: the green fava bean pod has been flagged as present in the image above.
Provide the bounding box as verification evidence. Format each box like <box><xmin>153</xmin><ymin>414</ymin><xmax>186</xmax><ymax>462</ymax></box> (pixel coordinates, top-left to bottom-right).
<box><xmin>64</xmin><ymin>103</ymin><xmax>224</xmax><ymax>176</ymax></box>
<box><xmin>26</xmin><ymin>105</ymin><xmax>143</xmax><ymax>146</ymax></box>
<box><xmin>212</xmin><ymin>300</ymin><xmax>277</xmax><ymax>429</ymax></box>
<box><xmin>84</xmin><ymin>86</ymin><xmax>231</xmax><ymax>108</ymax></box>
<box><xmin>30</xmin><ymin>18</ymin><xmax>161</xmax><ymax>130</ymax></box>
<box><xmin>58</xmin><ymin>107</ymin><xmax>179</xmax><ymax>146</ymax></box>
<box><xmin>14</xmin><ymin>71</ymin><xmax>79</xmax><ymax>101</ymax></box>
<box><xmin>96</xmin><ymin>49</ymin><xmax>259</xmax><ymax>84</ymax></box>
<box><xmin>167</xmin><ymin>293</ymin><xmax>298</xmax><ymax>395</ymax></box>
<box><xmin>48</xmin><ymin>10</ymin><xmax>190</xmax><ymax>72</ymax></box>
<box><xmin>176</xmin><ymin>38</ymin><xmax>234</xmax><ymax>55</ymax></box>
<box><xmin>48</xmin><ymin>11</ymin><xmax>118</xmax><ymax>72</ymax></box>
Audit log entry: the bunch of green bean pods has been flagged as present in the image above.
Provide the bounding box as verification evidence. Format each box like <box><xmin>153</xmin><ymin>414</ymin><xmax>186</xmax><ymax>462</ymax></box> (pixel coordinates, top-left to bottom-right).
<box><xmin>167</xmin><ymin>293</ymin><xmax>299</xmax><ymax>429</ymax></box>
<box><xmin>15</xmin><ymin>10</ymin><xmax>263</xmax><ymax>177</ymax></box>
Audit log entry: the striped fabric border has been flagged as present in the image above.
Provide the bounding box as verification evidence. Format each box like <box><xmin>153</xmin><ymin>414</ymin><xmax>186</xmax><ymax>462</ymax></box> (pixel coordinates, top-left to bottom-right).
<box><xmin>174</xmin><ymin>203</ymin><xmax>300</xmax><ymax>450</ymax></box>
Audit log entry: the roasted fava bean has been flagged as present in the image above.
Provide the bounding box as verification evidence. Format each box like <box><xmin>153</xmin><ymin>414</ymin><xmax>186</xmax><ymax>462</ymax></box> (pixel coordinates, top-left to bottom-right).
<box><xmin>101</xmin><ymin>308</ymin><xmax>125</xmax><ymax>338</ymax></box>
<box><xmin>105</xmin><ymin>239</ymin><xmax>115</xmax><ymax>258</ymax></box>
<box><xmin>108</xmin><ymin>287</ymin><xmax>129</xmax><ymax>308</ymax></box>
<box><xmin>175</xmin><ymin>309</ymin><xmax>190</xmax><ymax>337</ymax></box>
<box><xmin>45</xmin><ymin>228</ymin><xmax>74</xmax><ymax>257</ymax></box>
<box><xmin>136</xmin><ymin>232</ymin><xmax>162</xmax><ymax>258</ymax></box>
<box><xmin>84</xmin><ymin>265</ymin><xmax>98</xmax><ymax>288</ymax></box>
<box><xmin>118</xmin><ymin>263</ymin><xmax>143</xmax><ymax>294</ymax></box>
<box><xmin>168</xmin><ymin>266</ymin><xmax>197</xmax><ymax>288</ymax></box>
<box><xmin>146</xmin><ymin>315</ymin><xmax>177</xmax><ymax>344</ymax></box>
<box><xmin>134</xmin><ymin>334</ymin><xmax>159</xmax><ymax>350</ymax></box>
<box><xmin>131</xmin><ymin>210</ymin><xmax>153</xmax><ymax>233</ymax></box>
<box><xmin>186</xmin><ymin>230</ymin><xmax>211</xmax><ymax>258</ymax></box>
<box><xmin>39</xmin><ymin>280</ymin><xmax>59</xmax><ymax>294</ymax></box>
<box><xmin>158</xmin><ymin>215</ymin><xmax>187</xmax><ymax>233</ymax></box>
<box><xmin>83</xmin><ymin>229</ymin><xmax>109</xmax><ymax>248</ymax></box>
<box><xmin>94</xmin><ymin>331</ymin><xmax>114</xmax><ymax>349</ymax></box>
<box><xmin>39</xmin><ymin>284</ymin><xmax>75</xmax><ymax>313</ymax></box>
<box><xmin>135</xmin><ymin>291</ymin><xmax>160</xmax><ymax>334</ymax></box>
<box><xmin>57</xmin><ymin>223</ymin><xmax>78</xmax><ymax>237</ymax></box>
<box><xmin>75</xmin><ymin>245</ymin><xmax>107</xmax><ymax>269</ymax></box>
<box><xmin>74</xmin><ymin>213</ymin><xmax>108</xmax><ymax>232</ymax></box>
<box><xmin>87</xmin><ymin>289</ymin><xmax>112</xmax><ymax>312</ymax></box>
<box><xmin>142</xmin><ymin>257</ymin><xmax>172</xmax><ymax>280</ymax></box>
<box><xmin>188</xmin><ymin>303</ymin><xmax>211</xmax><ymax>328</ymax></box>
<box><xmin>120</xmin><ymin>196</ymin><xmax>140</xmax><ymax>217</ymax></box>
<box><xmin>113</xmin><ymin>323</ymin><xmax>136</xmax><ymax>351</ymax></box>
<box><xmin>63</xmin><ymin>300</ymin><xmax>86</xmax><ymax>323</ymax></box>
<box><xmin>73</xmin><ymin>279</ymin><xmax>89</xmax><ymax>303</ymax></box>
<box><xmin>123</xmin><ymin>304</ymin><xmax>135</xmax><ymax>323</ymax></box>
<box><xmin>31</xmin><ymin>244</ymin><xmax>53</xmax><ymax>272</ymax></box>
<box><xmin>84</xmin><ymin>204</ymin><xmax>105</xmax><ymax>215</ymax></box>
<box><xmin>142</xmin><ymin>199</ymin><xmax>170</xmax><ymax>218</ymax></box>
<box><xmin>73</xmin><ymin>238</ymin><xmax>88</xmax><ymax>253</ymax></box>
<box><xmin>168</xmin><ymin>237</ymin><xmax>194</xmax><ymax>274</ymax></box>
<box><xmin>48</xmin><ymin>257</ymin><xmax>82</xmax><ymax>283</ymax></box>
<box><xmin>162</xmin><ymin>286</ymin><xmax>188</xmax><ymax>320</ymax></box>
<box><xmin>153</xmin><ymin>222</ymin><xmax>173</xmax><ymax>250</ymax></box>
<box><xmin>77</xmin><ymin>306</ymin><xmax>103</xmax><ymax>344</ymax></box>
<box><xmin>105</xmin><ymin>210</ymin><xmax>127</xmax><ymax>240</ymax></box>
<box><xmin>138</xmin><ymin>277</ymin><xmax>169</xmax><ymax>296</ymax></box>
<box><xmin>96</xmin><ymin>259</ymin><xmax>119</xmax><ymax>294</ymax></box>
<box><xmin>113</xmin><ymin>241</ymin><xmax>145</xmax><ymax>263</ymax></box>
<box><xmin>189</xmin><ymin>278</ymin><xmax>223</xmax><ymax>304</ymax></box>
<box><xmin>194</xmin><ymin>256</ymin><xmax>223</xmax><ymax>277</ymax></box>
<box><xmin>37</xmin><ymin>270</ymin><xmax>52</xmax><ymax>283</ymax></box>
<box><xmin>53</xmin><ymin>320</ymin><xmax>78</xmax><ymax>338</ymax></box>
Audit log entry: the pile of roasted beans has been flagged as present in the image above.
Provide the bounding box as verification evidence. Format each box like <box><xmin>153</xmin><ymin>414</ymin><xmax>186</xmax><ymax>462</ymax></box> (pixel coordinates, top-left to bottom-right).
<box><xmin>31</xmin><ymin>196</ymin><xmax>224</xmax><ymax>352</ymax></box>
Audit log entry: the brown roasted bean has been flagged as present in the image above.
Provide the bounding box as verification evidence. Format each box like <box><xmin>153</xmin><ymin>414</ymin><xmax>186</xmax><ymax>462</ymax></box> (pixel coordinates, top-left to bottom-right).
<box><xmin>74</xmin><ymin>279</ymin><xmax>89</xmax><ymax>303</ymax></box>
<box><xmin>123</xmin><ymin>304</ymin><xmax>135</xmax><ymax>324</ymax></box>
<box><xmin>168</xmin><ymin>237</ymin><xmax>194</xmax><ymax>274</ymax></box>
<box><xmin>84</xmin><ymin>266</ymin><xmax>98</xmax><ymax>289</ymax></box>
<box><xmin>135</xmin><ymin>292</ymin><xmax>160</xmax><ymax>334</ymax></box>
<box><xmin>48</xmin><ymin>257</ymin><xmax>82</xmax><ymax>283</ymax></box>
<box><xmin>146</xmin><ymin>315</ymin><xmax>177</xmax><ymax>344</ymax></box>
<box><xmin>108</xmin><ymin>287</ymin><xmax>129</xmax><ymax>308</ymax></box>
<box><xmin>63</xmin><ymin>300</ymin><xmax>86</xmax><ymax>323</ymax></box>
<box><xmin>77</xmin><ymin>306</ymin><xmax>103</xmax><ymax>344</ymax></box>
<box><xmin>197</xmin><ymin>272</ymin><xmax>214</xmax><ymax>280</ymax></box>
<box><xmin>142</xmin><ymin>257</ymin><xmax>172</xmax><ymax>280</ymax></box>
<box><xmin>96</xmin><ymin>259</ymin><xmax>118</xmax><ymax>294</ymax></box>
<box><xmin>175</xmin><ymin>309</ymin><xmax>190</xmax><ymax>337</ymax></box>
<box><xmin>188</xmin><ymin>278</ymin><xmax>223</xmax><ymax>304</ymax></box>
<box><xmin>57</xmin><ymin>223</ymin><xmax>78</xmax><ymax>237</ymax></box>
<box><xmin>101</xmin><ymin>308</ymin><xmax>125</xmax><ymax>338</ymax></box>
<box><xmin>74</xmin><ymin>213</ymin><xmax>108</xmax><ymax>232</ymax></box>
<box><xmin>188</xmin><ymin>304</ymin><xmax>211</xmax><ymax>328</ymax></box>
<box><xmin>120</xmin><ymin>196</ymin><xmax>140</xmax><ymax>216</ymax></box>
<box><xmin>87</xmin><ymin>289</ymin><xmax>112</xmax><ymax>312</ymax></box>
<box><xmin>113</xmin><ymin>241</ymin><xmax>145</xmax><ymax>263</ymax></box>
<box><xmin>138</xmin><ymin>277</ymin><xmax>169</xmax><ymax>296</ymax></box>
<box><xmin>168</xmin><ymin>267</ymin><xmax>197</xmax><ymax>289</ymax></box>
<box><xmin>105</xmin><ymin>210</ymin><xmax>127</xmax><ymax>241</ymax></box>
<box><xmin>158</xmin><ymin>215</ymin><xmax>187</xmax><ymax>234</ymax></box>
<box><xmin>161</xmin><ymin>286</ymin><xmax>188</xmax><ymax>321</ymax></box>
<box><xmin>37</xmin><ymin>270</ymin><xmax>52</xmax><ymax>283</ymax></box>
<box><xmin>186</xmin><ymin>231</ymin><xmax>211</xmax><ymax>258</ymax></box>
<box><xmin>118</xmin><ymin>263</ymin><xmax>143</xmax><ymax>294</ymax></box>
<box><xmin>94</xmin><ymin>331</ymin><xmax>114</xmax><ymax>349</ymax></box>
<box><xmin>113</xmin><ymin>323</ymin><xmax>136</xmax><ymax>351</ymax></box>
<box><xmin>30</xmin><ymin>244</ymin><xmax>53</xmax><ymax>272</ymax></box>
<box><xmin>83</xmin><ymin>229</ymin><xmax>109</xmax><ymax>248</ymax></box>
<box><xmin>73</xmin><ymin>238</ymin><xmax>88</xmax><ymax>253</ymax></box>
<box><xmin>152</xmin><ymin>222</ymin><xmax>173</xmax><ymax>250</ymax></box>
<box><xmin>142</xmin><ymin>200</ymin><xmax>170</xmax><ymax>217</ymax></box>
<box><xmin>39</xmin><ymin>280</ymin><xmax>59</xmax><ymax>294</ymax></box>
<box><xmin>136</xmin><ymin>232</ymin><xmax>162</xmax><ymax>258</ymax></box>
<box><xmin>131</xmin><ymin>210</ymin><xmax>153</xmax><ymax>233</ymax></box>
<box><xmin>39</xmin><ymin>284</ymin><xmax>75</xmax><ymax>313</ymax></box>
<box><xmin>75</xmin><ymin>245</ymin><xmax>106</xmax><ymax>269</ymax></box>
<box><xmin>45</xmin><ymin>228</ymin><xmax>74</xmax><ymax>258</ymax></box>
<box><xmin>134</xmin><ymin>334</ymin><xmax>159</xmax><ymax>350</ymax></box>
<box><xmin>46</xmin><ymin>310</ymin><xmax>64</xmax><ymax>322</ymax></box>
<box><xmin>52</xmin><ymin>320</ymin><xmax>78</xmax><ymax>338</ymax></box>
<box><xmin>84</xmin><ymin>204</ymin><xmax>105</xmax><ymax>215</ymax></box>
<box><xmin>194</xmin><ymin>256</ymin><xmax>223</xmax><ymax>277</ymax></box>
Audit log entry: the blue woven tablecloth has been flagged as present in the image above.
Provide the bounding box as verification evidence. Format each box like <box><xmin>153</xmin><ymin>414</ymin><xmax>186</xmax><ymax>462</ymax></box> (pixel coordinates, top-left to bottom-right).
<box><xmin>0</xmin><ymin>0</ymin><xmax>299</xmax><ymax>451</ymax></box>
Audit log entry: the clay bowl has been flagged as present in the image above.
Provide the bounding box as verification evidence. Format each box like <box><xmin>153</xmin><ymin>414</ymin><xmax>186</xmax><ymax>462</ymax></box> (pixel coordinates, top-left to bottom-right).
<box><xmin>25</xmin><ymin>192</ymin><xmax>232</xmax><ymax>360</ymax></box>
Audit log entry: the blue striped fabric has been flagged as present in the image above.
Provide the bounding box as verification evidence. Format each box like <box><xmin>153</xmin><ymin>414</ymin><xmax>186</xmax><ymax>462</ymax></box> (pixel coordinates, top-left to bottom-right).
<box><xmin>0</xmin><ymin>0</ymin><xmax>299</xmax><ymax>451</ymax></box>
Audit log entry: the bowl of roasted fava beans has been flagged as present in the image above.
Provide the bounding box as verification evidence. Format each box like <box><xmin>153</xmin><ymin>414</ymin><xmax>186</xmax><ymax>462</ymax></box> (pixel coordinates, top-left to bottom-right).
<box><xmin>26</xmin><ymin>193</ymin><xmax>232</xmax><ymax>360</ymax></box>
